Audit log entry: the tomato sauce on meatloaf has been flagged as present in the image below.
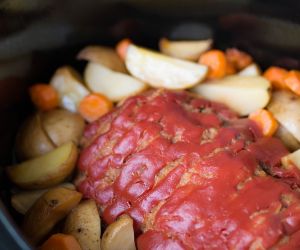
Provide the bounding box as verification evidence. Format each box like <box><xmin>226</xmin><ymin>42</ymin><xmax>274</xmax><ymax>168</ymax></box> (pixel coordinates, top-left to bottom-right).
<box><xmin>77</xmin><ymin>89</ymin><xmax>300</xmax><ymax>249</ymax></box>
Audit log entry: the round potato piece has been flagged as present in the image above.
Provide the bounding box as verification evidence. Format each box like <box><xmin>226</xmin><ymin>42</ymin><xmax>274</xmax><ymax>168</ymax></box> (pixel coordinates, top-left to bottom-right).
<box><xmin>275</xmin><ymin>125</ymin><xmax>300</xmax><ymax>151</ymax></box>
<box><xmin>77</xmin><ymin>45</ymin><xmax>127</xmax><ymax>73</ymax></box>
<box><xmin>101</xmin><ymin>214</ymin><xmax>136</xmax><ymax>250</ymax></box>
<box><xmin>41</xmin><ymin>109</ymin><xmax>85</xmax><ymax>147</ymax></box>
<box><xmin>15</xmin><ymin>113</ymin><xmax>55</xmax><ymax>160</ymax></box>
<box><xmin>64</xmin><ymin>200</ymin><xmax>101</xmax><ymax>250</ymax></box>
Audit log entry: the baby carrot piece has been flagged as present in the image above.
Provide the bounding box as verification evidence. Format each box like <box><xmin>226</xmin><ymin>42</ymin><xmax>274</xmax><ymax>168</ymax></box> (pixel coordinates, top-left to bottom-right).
<box><xmin>226</xmin><ymin>61</ymin><xmax>236</xmax><ymax>75</ymax></box>
<box><xmin>40</xmin><ymin>234</ymin><xmax>81</xmax><ymax>250</ymax></box>
<box><xmin>116</xmin><ymin>38</ymin><xmax>132</xmax><ymax>61</ymax></box>
<box><xmin>199</xmin><ymin>50</ymin><xmax>227</xmax><ymax>79</ymax></box>
<box><xmin>29</xmin><ymin>84</ymin><xmax>59</xmax><ymax>111</ymax></box>
<box><xmin>263</xmin><ymin>66</ymin><xmax>288</xmax><ymax>89</ymax></box>
<box><xmin>225</xmin><ymin>48</ymin><xmax>253</xmax><ymax>70</ymax></box>
<box><xmin>79</xmin><ymin>93</ymin><xmax>113</xmax><ymax>122</ymax></box>
<box><xmin>284</xmin><ymin>70</ymin><xmax>300</xmax><ymax>95</ymax></box>
<box><xmin>249</xmin><ymin>109</ymin><xmax>278</xmax><ymax>137</ymax></box>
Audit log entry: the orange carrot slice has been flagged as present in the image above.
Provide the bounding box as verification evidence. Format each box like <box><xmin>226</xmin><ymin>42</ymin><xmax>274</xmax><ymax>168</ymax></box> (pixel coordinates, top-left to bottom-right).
<box><xmin>29</xmin><ymin>84</ymin><xmax>59</xmax><ymax>111</ymax></box>
<box><xmin>116</xmin><ymin>38</ymin><xmax>132</xmax><ymax>61</ymax></box>
<box><xmin>249</xmin><ymin>109</ymin><xmax>278</xmax><ymax>137</ymax></box>
<box><xmin>263</xmin><ymin>66</ymin><xmax>288</xmax><ymax>89</ymax></box>
<box><xmin>79</xmin><ymin>93</ymin><xmax>113</xmax><ymax>122</ymax></box>
<box><xmin>40</xmin><ymin>234</ymin><xmax>81</xmax><ymax>250</ymax></box>
<box><xmin>284</xmin><ymin>70</ymin><xmax>300</xmax><ymax>95</ymax></box>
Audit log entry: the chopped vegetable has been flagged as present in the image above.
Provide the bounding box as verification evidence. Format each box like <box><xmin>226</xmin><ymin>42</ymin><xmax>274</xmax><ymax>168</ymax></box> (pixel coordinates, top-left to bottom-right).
<box><xmin>238</xmin><ymin>63</ymin><xmax>261</xmax><ymax>77</ymax></box>
<box><xmin>249</xmin><ymin>109</ymin><xmax>278</xmax><ymax>137</ymax></box>
<box><xmin>29</xmin><ymin>84</ymin><xmax>59</xmax><ymax>111</ymax></box>
<box><xmin>79</xmin><ymin>93</ymin><xmax>113</xmax><ymax>122</ymax></box>
<box><xmin>284</xmin><ymin>70</ymin><xmax>300</xmax><ymax>96</ymax></box>
<box><xmin>116</xmin><ymin>38</ymin><xmax>132</xmax><ymax>61</ymax></box>
<box><xmin>199</xmin><ymin>49</ymin><xmax>227</xmax><ymax>79</ymax></box>
<box><xmin>263</xmin><ymin>66</ymin><xmax>288</xmax><ymax>89</ymax></box>
<box><xmin>40</xmin><ymin>233</ymin><xmax>82</xmax><ymax>250</ymax></box>
<box><xmin>225</xmin><ymin>48</ymin><xmax>253</xmax><ymax>70</ymax></box>
<box><xmin>225</xmin><ymin>61</ymin><xmax>236</xmax><ymax>75</ymax></box>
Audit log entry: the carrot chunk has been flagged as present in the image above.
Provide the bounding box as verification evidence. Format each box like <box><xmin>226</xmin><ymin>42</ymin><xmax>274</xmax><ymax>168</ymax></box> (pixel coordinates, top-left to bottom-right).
<box><xmin>40</xmin><ymin>234</ymin><xmax>81</xmax><ymax>250</ymax></box>
<box><xmin>225</xmin><ymin>48</ymin><xmax>253</xmax><ymax>70</ymax></box>
<box><xmin>284</xmin><ymin>70</ymin><xmax>300</xmax><ymax>95</ymax></box>
<box><xmin>116</xmin><ymin>38</ymin><xmax>132</xmax><ymax>61</ymax></box>
<box><xmin>29</xmin><ymin>84</ymin><xmax>59</xmax><ymax>111</ymax></box>
<box><xmin>199</xmin><ymin>50</ymin><xmax>228</xmax><ymax>79</ymax></box>
<box><xmin>79</xmin><ymin>93</ymin><xmax>113</xmax><ymax>122</ymax></box>
<box><xmin>263</xmin><ymin>66</ymin><xmax>288</xmax><ymax>89</ymax></box>
<box><xmin>249</xmin><ymin>109</ymin><xmax>278</xmax><ymax>137</ymax></box>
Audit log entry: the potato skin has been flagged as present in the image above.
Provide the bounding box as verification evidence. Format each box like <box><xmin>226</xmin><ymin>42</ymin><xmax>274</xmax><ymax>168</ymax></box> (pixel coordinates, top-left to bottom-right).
<box><xmin>41</xmin><ymin>109</ymin><xmax>85</xmax><ymax>147</ymax></box>
<box><xmin>22</xmin><ymin>187</ymin><xmax>82</xmax><ymax>245</ymax></box>
<box><xmin>15</xmin><ymin>113</ymin><xmax>55</xmax><ymax>160</ymax></box>
<box><xmin>64</xmin><ymin>199</ymin><xmax>101</xmax><ymax>250</ymax></box>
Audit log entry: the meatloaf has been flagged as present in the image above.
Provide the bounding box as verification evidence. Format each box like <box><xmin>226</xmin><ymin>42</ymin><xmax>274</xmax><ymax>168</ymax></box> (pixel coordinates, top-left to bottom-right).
<box><xmin>77</xmin><ymin>89</ymin><xmax>300</xmax><ymax>249</ymax></box>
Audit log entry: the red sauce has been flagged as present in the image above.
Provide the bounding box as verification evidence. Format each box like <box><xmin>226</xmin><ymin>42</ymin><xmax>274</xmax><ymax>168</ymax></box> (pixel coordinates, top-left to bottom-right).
<box><xmin>77</xmin><ymin>89</ymin><xmax>300</xmax><ymax>249</ymax></box>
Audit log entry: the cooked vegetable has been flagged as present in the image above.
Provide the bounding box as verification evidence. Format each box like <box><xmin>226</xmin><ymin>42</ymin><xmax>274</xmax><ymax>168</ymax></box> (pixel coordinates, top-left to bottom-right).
<box><xmin>268</xmin><ymin>90</ymin><xmax>300</xmax><ymax>142</ymax></box>
<box><xmin>263</xmin><ymin>66</ymin><xmax>288</xmax><ymax>89</ymax></box>
<box><xmin>79</xmin><ymin>93</ymin><xmax>113</xmax><ymax>122</ymax></box>
<box><xmin>77</xmin><ymin>45</ymin><xmax>127</xmax><ymax>73</ymax></box>
<box><xmin>84</xmin><ymin>62</ymin><xmax>147</xmax><ymax>102</ymax></box>
<box><xmin>41</xmin><ymin>109</ymin><xmax>85</xmax><ymax>147</ymax></box>
<box><xmin>199</xmin><ymin>49</ymin><xmax>227</xmax><ymax>79</ymax></box>
<box><xmin>22</xmin><ymin>187</ymin><xmax>82</xmax><ymax>244</ymax></box>
<box><xmin>50</xmin><ymin>66</ymin><xmax>90</xmax><ymax>112</ymax></box>
<box><xmin>7</xmin><ymin>142</ymin><xmax>78</xmax><ymax>189</ymax></box>
<box><xmin>225</xmin><ymin>61</ymin><xmax>236</xmax><ymax>75</ymax></box>
<box><xmin>225</xmin><ymin>48</ymin><xmax>253</xmax><ymax>70</ymax></box>
<box><xmin>249</xmin><ymin>109</ymin><xmax>278</xmax><ymax>137</ymax></box>
<box><xmin>281</xmin><ymin>148</ymin><xmax>300</xmax><ymax>170</ymax></box>
<box><xmin>159</xmin><ymin>38</ymin><xmax>212</xmax><ymax>61</ymax></box>
<box><xmin>125</xmin><ymin>44</ymin><xmax>208</xmax><ymax>89</ymax></box>
<box><xmin>238</xmin><ymin>63</ymin><xmax>261</xmax><ymax>76</ymax></box>
<box><xmin>64</xmin><ymin>200</ymin><xmax>101</xmax><ymax>250</ymax></box>
<box><xmin>101</xmin><ymin>214</ymin><xmax>135</xmax><ymax>250</ymax></box>
<box><xmin>29</xmin><ymin>84</ymin><xmax>59</xmax><ymax>111</ymax></box>
<box><xmin>275</xmin><ymin>125</ymin><xmax>300</xmax><ymax>151</ymax></box>
<box><xmin>284</xmin><ymin>70</ymin><xmax>300</xmax><ymax>96</ymax></box>
<box><xmin>116</xmin><ymin>38</ymin><xmax>132</xmax><ymax>61</ymax></box>
<box><xmin>192</xmin><ymin>75</ymin><xmax>271</xmax><ymax>116</ymax></box>
<box><xmin>40</xmin><ymin>233</ymin><xmax>82</xmax><ymax>250</ymax></box>
<box><xmin>15</xmin><ymin>113</ymin><xmax>55</xmax><ymax>160</ymax></box>
<box><xmin>11</xmin><ymin>183</ymin><xmax>75</xmax><ymax>214</ymax></box>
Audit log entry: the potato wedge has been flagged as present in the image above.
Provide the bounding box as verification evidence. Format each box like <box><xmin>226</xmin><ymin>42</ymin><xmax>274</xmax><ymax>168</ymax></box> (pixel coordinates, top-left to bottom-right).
<box><xmin>22</xmin><ymin>187</ymin><xmax>82</xmax><ymax>244</ymax></box>
<box><xmin>192</xmin><ymin>75</ymin><xmax>271</xmax><ymax>116</ymax></box>
<box><xmin>64</xmin><ymin>200</ymin><xmax>101</xmax><ymax>250</ymax></box>
<box><xmin>84</xmin><ymin>62</ymin><xmax>147</xmax><ymax>102</ymax></box>
<box><xmin>238</xmin><ymin>63</ymin><xmax>261</xmax><ymax>76</ymax></box>
<box><xmin>281</xmin><ymin>149</ymin><xmax>300</xmax><ymax>170</ymax></box>
<box><xmin>11</xmin><ymin>183</ymin><xmax>75</xmax><ymax>214</ymax></box>
<box><xmin>50</xmin><ymin>66</ymin><xmax>90</xmax><ymax>112</ymax></box>
<box><xmin>15</xmin><ymin>113</ymin><xmax>55</xmax><ymax>160</ymax></box>
<box><xmin>159</xmin><ymin>38</ymin><xmax>212</xmax><ymax>61</ymax></box>
<box><xmin>41</xmin><ymin>109</ymin><xmax>85</xmax><ymax>147</ymax></box>
<box><xmin>268</xmin><ymin>90</ymin><xmax>300</xmax><ymax>143</ymax></box>
<box><xmin>77</xmin><ymin>45</ymin><xmax>127</xmax><ymax>73</ymax></box>
<box><xmin>101</xmin><ymin>214</ymin><xmax>136</xmax><ymax>250</ymax></box>
<box><xmin>125</xmin><ymin>44</ymin><xmax>208</xmax><ymax>89</ymax></box>
<box><xmin>7</xmin><ymin>142</ymin><xmax>78</xmax><ymax>189</ymax></box>
<box><xmin>275</xmin><ymin>125</ymin><xmax>300</xmax><ymax>151</ymax></box>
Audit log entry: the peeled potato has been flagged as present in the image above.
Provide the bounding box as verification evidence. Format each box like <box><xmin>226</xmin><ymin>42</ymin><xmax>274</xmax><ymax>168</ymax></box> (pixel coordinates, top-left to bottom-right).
<box><xmin>125</xmin><ymin>44</ymin><xmax>208</xmax><ymax>89</ymax></box>
<box><xmin>77</xmin><ymin>45</ymin><xmax>127</xmax><ymax>73</ymax></box>
<box><xmin>238</xmin><ymin>63</ymin><xmax>261</xmax><ymax>76</ymax></box>
<box><xmin>84</xmin><ymin>62</ymin><xmax>147</xmax><ymax>102</ymax></box>
<box><xmin>41</xmin><ymin>109</ymin><xmax>85</xmax><ymax>147</ymax></box>
<box><xmin>22</xmin><ymin>187</ymin><xmax>82</xmax><ymax>244</ymax></box>
<box><xmin>159</xmin><ymin>38</ymin><xmax>212</xmax><ymax>61</ymax></box>
<box><xmin>281</xmin><ymin>149</ymin><xmax>300</xmax><ymax>170</ymax></box>
<box><xmin>15</xmin><ymin>113</ymin><xmax>55</xmax><ymax>160</ymax></box>
<box><xmin>50</xmin><ymin>66</ymin><xmax>90</xmax><ymax>112</ymax></box>
<box><xmin>192</xmin><ymin>75</ymin><xmax>271</xmax><ymax>116</ymax></box>
<box><xmin>275</xmin><ymin>125</ymin><xmax>300</xmax><ymax>151</ymax></box>
<box><xmin>64</xmin><ymin>200</ymin><xmax>101</xmax><ymax>250</ymax></box>
<box><xmin>7</xmin><ymin>142</ymin><xmax>78</xmax><ymax>189</ymax></box>
<box><xmin>11</xmin><ymin>183</ymin><xmax>75</xmax><ymax>214</ymax></box>
<box><xmin>101</xmin><ymin>214</ymin><xmax>136</xmax><ymax>250</ymax></box>
<box><xmin>268</xmin><ymin>90</ymin><xmax>300</xmax><ymax>143</ymax></box>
